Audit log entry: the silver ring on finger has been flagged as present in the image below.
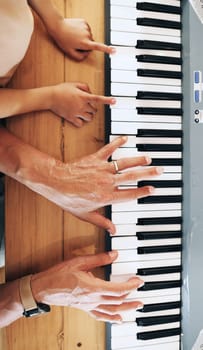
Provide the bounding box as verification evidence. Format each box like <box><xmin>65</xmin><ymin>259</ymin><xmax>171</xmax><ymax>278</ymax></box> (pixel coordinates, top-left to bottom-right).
<box><xmin>112</xmin><ymin>160</ymin><xmax>119</xmax><ymax>174</ymax></box>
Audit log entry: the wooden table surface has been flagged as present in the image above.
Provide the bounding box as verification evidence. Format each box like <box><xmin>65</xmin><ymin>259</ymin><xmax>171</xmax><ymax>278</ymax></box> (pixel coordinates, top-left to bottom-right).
<box><xmin>5</xmin><ymin>1</ymin><xmax>107</xmax><ymax>349</ymax></box>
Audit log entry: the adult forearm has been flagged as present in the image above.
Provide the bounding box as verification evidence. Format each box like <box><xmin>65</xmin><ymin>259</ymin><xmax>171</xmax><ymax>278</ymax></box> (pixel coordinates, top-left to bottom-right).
<box><xmin>0</xmin><ymin>127</ymin><xmax>54</xmax><ymax>187</ymax></box>
<box><xmin>0</xmin><ymin>87</ymin><xmax>52</xmax><ymax>119</ymax></box>
<box><xmin>0</xmin><ymin>279</ymin><xmax>23</xmax><ymax>328</ymax></box>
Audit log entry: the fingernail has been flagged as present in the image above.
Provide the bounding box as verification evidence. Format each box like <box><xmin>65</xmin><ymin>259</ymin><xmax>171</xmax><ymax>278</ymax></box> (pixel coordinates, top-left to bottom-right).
<box><xmin>136</xmin><ymin>303</ymin><xmax>144</xmax><ymax>310</ymax></box>
<box><xmin>108</xmin><ymin>250</ymin><xmax>118</xmax><ymax>260</ymax></box>
<box><xmin>110</xmin><ymin>46</ymin><xmax>117</xmax><ymax>55</ymax></box>
<box><xmin>110</xmin><ymin>98</ymin><xmax>116</xmax><ymax>105</ymax></box>
<box><xmin>138</xmin><ymin>280</ymin><xmax>145</xmax><ymax>288</ymax></box>
<box><xmin>156</xmin><ymin>166</ymin><xmax>164</xmax><ymax>175</ymax></box>
<box><xmin>107</xmin><ymin>228</ymin><xmax>116</xmax><ymax>235</ymax></box>
<box><xmin>148</xmin><ymin>186</ymin><xmax>155</xmax><ymax>194</ymax></box>
<box><xmin>144</xmin><ymin>156</ymin><xmax>152</xmax><ymax>165</ymax></box>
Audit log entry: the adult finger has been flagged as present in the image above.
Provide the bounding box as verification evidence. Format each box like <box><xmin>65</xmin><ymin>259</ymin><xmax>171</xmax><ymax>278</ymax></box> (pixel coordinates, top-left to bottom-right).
<box><xmin>114</xmin><ymin>166</ymin><xmax>164</xmax><ymax>185</ymax></box>
<box><xmin>91</xmin><ymin>276</ymin><xmax>144</xmax><ymax>296</ymax></box>
<box><xmin>96</xmin><ymin>300</ymin><xmax>143</xmax><ymax>315</ymax></box>
<box><xmin>96</xmin><ymin>136</ymin><xmax>128</xmax><ymax>160</ymax></box>
<box><xmin>110</xmin><ymin>156</ymin><xmax>152</xmax><ymax>174</ymax></box>
<box><xmin>76</xmin><ymin>211</ymin><xmax>116</xmax><ymax>235</ymax></box>
<box><xmin>90</xmin><ymin>310</ymin><xmax>122</xmax><ymax>323</ymax></box>
<box><xmin>78</xmin><ymin>251</ymin><xmax>119</xmax><ymax>271</ymax></box>
<box><xmin>109</xmin><ymin>186</ymin><xmax>155</xmax><ymax>203</ymax></box>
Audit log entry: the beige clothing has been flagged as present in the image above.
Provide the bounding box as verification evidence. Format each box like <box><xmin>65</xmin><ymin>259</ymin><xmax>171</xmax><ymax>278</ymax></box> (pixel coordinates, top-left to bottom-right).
<box><xmin>0</xmin><ymin>0</ymin><xmax>34</xmax><ymax>86</ymax></box>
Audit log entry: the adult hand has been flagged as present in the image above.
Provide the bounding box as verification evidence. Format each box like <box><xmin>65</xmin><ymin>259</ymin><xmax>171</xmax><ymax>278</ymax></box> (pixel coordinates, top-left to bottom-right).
<box><xmin>49</xmin><ymin>18</ymin><xmax>115</xmax><ymax>61</ymax></box>
<box><xmin>22</xmin><ymin>136</ymin><xmax>163</xmax><ymax>234</ymax></box>
<box><xmin>31</xmin><ymin>251</ymin><xmax>143</xmax><ymax>323</ymax></box>
<box><xmin>50</xmin><ymin>82</ymin><xmax>116</xmax><ymax>127</ymax></box>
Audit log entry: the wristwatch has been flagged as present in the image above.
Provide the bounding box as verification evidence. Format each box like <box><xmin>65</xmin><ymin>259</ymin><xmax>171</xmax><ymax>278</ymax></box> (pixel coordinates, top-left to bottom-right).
<box><xmin>19</xmin><ymin>275</ymin><xmax>51</xmax><ymax>318</ymax></box>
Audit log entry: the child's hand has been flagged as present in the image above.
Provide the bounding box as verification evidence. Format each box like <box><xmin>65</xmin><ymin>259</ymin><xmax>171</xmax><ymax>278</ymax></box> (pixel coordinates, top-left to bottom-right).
<box><xmin>50</xmin><ymin>18</ymin><xmax>115</xmax><ymax>61</ymax></box>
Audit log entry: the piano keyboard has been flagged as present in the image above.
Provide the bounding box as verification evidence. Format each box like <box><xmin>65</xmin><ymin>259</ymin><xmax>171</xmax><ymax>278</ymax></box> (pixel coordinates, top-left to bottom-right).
<box><xmin>105</xmin><ymin>1</ymin><xmax>183</xmax><ymax>349</ymax></box>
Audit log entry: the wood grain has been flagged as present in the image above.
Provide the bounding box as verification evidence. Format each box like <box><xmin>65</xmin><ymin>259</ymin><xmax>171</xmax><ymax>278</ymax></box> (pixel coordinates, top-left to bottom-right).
<box><xmin>4</xmin><ymin>1</ymin><xmax>106</xmax><ymax>349</ymax></box>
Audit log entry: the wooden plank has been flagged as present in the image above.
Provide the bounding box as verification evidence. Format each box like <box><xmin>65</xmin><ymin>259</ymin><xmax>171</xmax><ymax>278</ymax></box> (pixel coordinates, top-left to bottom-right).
<box><xmin>5</xmin><ymin>1</ymin><xmax>65</xmax><ymax>349</ymax></box>
<box><xmin>63</xmin><ymin>1</ymin><xmax>106</xmax><ymax>349</ymax></box>
<box><xmin>4</xmin><ymin>0</ymin><xmax>107</xmax><ymax>349</ymax></box>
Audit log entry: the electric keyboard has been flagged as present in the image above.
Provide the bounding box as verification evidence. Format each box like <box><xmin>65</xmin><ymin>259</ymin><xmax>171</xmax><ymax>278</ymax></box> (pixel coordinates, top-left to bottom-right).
<box><xmin>105</xmin><ymin>1</ymin><xmax>203</xmax><ymax>349</ymax></box>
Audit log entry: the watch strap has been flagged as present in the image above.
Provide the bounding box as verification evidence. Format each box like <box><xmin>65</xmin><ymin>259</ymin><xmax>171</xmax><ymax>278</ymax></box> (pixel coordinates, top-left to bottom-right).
<box><xmin>19</xmin><ymin>274</ymin><xmax>38</xmax><ymax>311</ymax></box>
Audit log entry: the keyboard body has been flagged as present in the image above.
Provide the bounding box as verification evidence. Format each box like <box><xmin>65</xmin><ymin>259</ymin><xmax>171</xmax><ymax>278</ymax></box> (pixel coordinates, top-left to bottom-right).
<box><xmin>105</xmin><ymin>1</ymin><xmax>203</xmax><ymax>349</ymax></box>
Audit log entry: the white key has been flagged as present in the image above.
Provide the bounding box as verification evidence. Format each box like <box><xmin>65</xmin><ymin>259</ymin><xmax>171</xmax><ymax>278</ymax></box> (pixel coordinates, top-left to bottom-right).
<box><xmin>112</xmin><ymin>210</ymin><xmax>181</xmax><ymax>224</ymax></box>
<box><xmin>141</xmin><ymin>273</ymin><xmax>181</xmax><ymax>283</ymax></box>
<box><xmin>112</xmin><ymin>319</ymin><xmax>180</xmax><ymax>336</ymax></box>
<box><xmin>162</xmin><ymin>166</ymin><xmax>181</xmax><ymax>173</ymax></box>
<box><xmin>110</xmin><ymin>135</ymin><xmax>181</xmax><ymax>145</ymax></box>
<box><xmin>112</xmin><ymin>148</ymin><xmax>182</xmax><ymax>159</ymax></box>
<box><xmin>112</xmin><ymin>237</ymin><xmax>181</xmax><ymax>249</ymax></box>
<box><xmin>111</xmin><ymin>121</ymin><xmax>182</xmax><ymax>134</ymax></box>
<box><xmin>109</xmin><ymin>342</ymin><xmax>180</xmax><ymax>350</ymax></box>
<box><xmin>110</xmin><ymin>135</ymin><xmax>182</xmax><ymax>145</ymax></box>
<box><xmin>111</xmin><ymin>6</ymin><xmax>181</xmax><ymax>22</ymax></box>
<box><xmin>110</xmin><ymin>0</ymin><xmax>181</xmax><ymax>7</ymax></box>
<box><xmin>116</xmin><ymin>250</ymin><xmax>181</xmax><ymax>262</ymax></box>
<box><xmin>111</xmin><ymin>19</ymin><xmax>181</xmax><ymax>37</ymax></box>
<box><xmin>111</xmin><ymin>56</ymin><xmax>181</xmax><ymax>72</ymax></box>
<box><xmin>111</xmin><ymin>70</ymin><xmax>181</xmax><ymax>86</ymax></box>
<box><xmin>113</xmin><ymin>319</ymin><xmax>180</xmax><ymax>332</ymax></box>
<box><xmin>111</xmin><ymin>258</ymin><xmax>181</xmax><ymax>275</ymax></box>
<box><xmin>111</xmin><ymin>99</ymin><xmax>181</xmax><ymax>108</ymax></box>
<box><xmin>112</xmin><ymin>203</ymin><xmax>181</xmax><ymax>212</ymax></box>
<box><xmin>112</xmin><ymin>45</ymin><xmax>181</xmax><ymax>58</ymax></box>
<box><xmin>120</xmin><ymin>310</ymin><xmax>180</xmax><ymax>322</ymax></box>
<box><xmin>111</xmin><ymin>30</ymin><xmax>181</xmax><ymax>46</ymax></box>
<box><xmin>111</xmin><ymin>82</ymin><xmax>182</xmax><ymax>96</ymax></box>
<box><xmin>114</xmin><ymin>223</ymin><xmax>181</xmax><ymax>236</ymax></box>
<box><xmin>111</xmin><ymin>271</ymin><xmax>181</xmax><ymax>282</ymax></box>
<box><xmin>127</xmin><ymin>287</ymin><xmax>181</xmax><ymax>299</ymax></box>
<box><xmin>111</xmin><ymin>335</ymin><xmax>180</xmax><ymax>349</ymax></box>
<box><xmin>116</xmin><ymin>170</ymin><xmax>182</xmax><ymax>182</ymax></box>
<box><xmin>111</xmin><ymin>110</ymin><xmax>181</xmax><ymax>124</ymax></box>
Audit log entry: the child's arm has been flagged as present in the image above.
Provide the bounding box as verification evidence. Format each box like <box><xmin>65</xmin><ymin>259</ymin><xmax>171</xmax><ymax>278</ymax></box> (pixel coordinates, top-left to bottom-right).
<box><xmin>27</xmin><ymin>0</ymin><xmax>115</xmax><ymax>61</ymax></box>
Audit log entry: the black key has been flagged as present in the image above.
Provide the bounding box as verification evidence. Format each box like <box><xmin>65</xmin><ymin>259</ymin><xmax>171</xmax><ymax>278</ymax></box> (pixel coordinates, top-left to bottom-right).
<box><xmin>138</xmin><ymin>244</ymin><xmax>182</xmax><ymax>254</ymax></box>
<box><xmin>137</xmin><ymin>18</ymin><xmax>181</xmax><ymax>30</ymax></box>
<box><xmin>137</xmin><ymin>91</ymin><xmax>182</xmax><ymax>100</ymax></box>
<box><xmin>137</xmin><ymin>265</ymin><xmax>182</xmax><ymax>275</ymax></box>
<box><xmin>137</xmin><ymin>231</ymin><xmax>182</xmax><ymax>240</ymax></box>
<box><xmin>137</xmin><ymin>69</ymin><xmax>182</xmax><ymax>79</ymax></box>
<box><xmin>136</xmin><ymin>54</ymin><xmax>182</xmax><ymax>65</ymax></box>
<box><xmin>137</xmin><ymin>327</ymin><xmax>181</xmax><ymax>340</ymax></box>
<box><xmin>138</xmin><ymin>280</ymin><xmax>181</xmax><ymax>291</ymax></box>
<box><xmin>136</xmin><ymin>2</ymin><xmax>182</xmax><ymax>15</ymax></box>
<box><xmin>138</xmin><ymin>216</ymin><xmax>182</xmax><ymax>225</ymax></box>
<box><xmin>137</xmin><ymin>129</ymin><xmax>183</xmax><ymax>137</ymax></box>
<box><xmin>137</xmin><ymin>107</ymin><xmax>182</xmax><ymax>115</ymax></box>
<box><xmin>136</xmin><ymin>314</ymin><xmax>181</xmax><ymax>327</ymax></box>
<box><xmin>151</xmin><ymin>158</ymin><xmax>182</xmax><ymax>166</ymax></box>
<box><xmin>138</xmin><ymin>195</ymin><xmax>182</xmax><ymax>204</ymax></box>
<box><xmin>139</xmin><ymin>301</ymin><xmax>181</xmax><ymax>313</ymax></box>
<box><xmin>138</xmin><ymin>180</ymin><xmax>182</xmax><ymax>188</ymax></box>
<box><xmin>137</xmin><ymin>144</ymin><xmax>182</xmax><ymax>151</ymax></box>
<box><xmin>136</xmin><ymin>39</ymin><xmax>182</xmax><ymax>51</ymax></box>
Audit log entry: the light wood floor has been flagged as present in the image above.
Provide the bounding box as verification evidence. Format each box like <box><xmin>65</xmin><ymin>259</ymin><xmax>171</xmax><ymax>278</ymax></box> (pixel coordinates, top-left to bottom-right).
<box><xmin>4</xmin><ymin>1</ymin><xmax>107</xmax><ymax>349</ymax></box>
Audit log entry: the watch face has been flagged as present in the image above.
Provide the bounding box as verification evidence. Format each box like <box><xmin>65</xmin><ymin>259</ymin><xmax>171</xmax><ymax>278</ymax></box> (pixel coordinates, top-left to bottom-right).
<box><xmin>23</xmin><ymin>303</ymin><xmax>51</xmax><ymax>318</ymax></box>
